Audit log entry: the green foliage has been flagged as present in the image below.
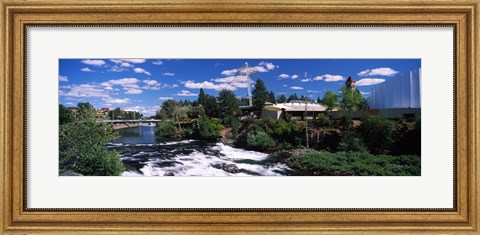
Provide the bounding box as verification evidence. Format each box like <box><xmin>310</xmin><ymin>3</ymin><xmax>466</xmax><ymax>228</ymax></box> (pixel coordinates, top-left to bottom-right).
<box><xmin>218</xmin><ymin>89</ymin><xmax>240</xmax><ymax>118</ymax></box>
<box><xmin>203</xmin><ymin>94</ymin><xmax>221</xmax><ymax>118</ymax></box>
<box><xmin>313</xmin><ymin>113</ymin><xmax>332</xmax><ymax>127</ymax></box>
<box><xmin>269</xmin><ymin>91</ymin><xmax>276</xmax><ymax>103</ymax></box>
<box><xmin>292</xmin><ymin>151</ymin><xmax>420</xmax><ymax>176</ymax></box>
<box><xmin>287</xmin><ymin>93</ymin><xmax>298</xmax><ymax>102</ymax></box>
<box><xmin>247</xmin><ymin>131</ymin><xmax>275</xmax><ymax>151</ymax></box>
<box><xmin>222</xmin><ymin>116</ymin><xmax>240</xmax><ymax>134</ymax></box>
<box><xmin>339</xmin><ymin>86</ymin><xmax>365</xmax><ymax>112</ymax></box>
<box><xmin>252</xmin><ymin>79</ymin><xmax>270</xmax><ymax>112</ymax></box>
<box><xmin>359</xmin><ymin>115</ymin><xmax>397</xmax><ymax>154</ymax></box>
<box><xmin>195</xmin><ymin>117</ymin><xmax>224</xmax><ymax>141</ymax></box>
<box><xmin>73</xmin><ymin>149</ymin><xmax>125</xmax><ymax>176</ymax></box>
<box><xmin>158</xmin><ymin>99</ymin><xmax>177</xmax><ymax>121</ymax></box>
<box><xmin>277</xmin><ymin>94</ymin><xmax>287</xmax><ymax>103</ymax></box>
<box><xmin>321</xmin><ymin>91</ymin><xmax>339</xmax><ymax>112</ymax></box>
<box><xmin>337</xmin><ymin>127</ymin><xmax>368</xmax><ymax>152</ymax></box>
<box><xmin>59</xmin><ymin>103</ymin><xmax>124</xmax><ymax>176</ymax></box>
<box><xmin>59</xmin><ymin>104</ymin><xmax>73</xmax><ymax>125</ymax></box>
<box><xmin>155</xmin><ymin>121</ymin><xmax>176</xmax><ymax>138</ymax></box>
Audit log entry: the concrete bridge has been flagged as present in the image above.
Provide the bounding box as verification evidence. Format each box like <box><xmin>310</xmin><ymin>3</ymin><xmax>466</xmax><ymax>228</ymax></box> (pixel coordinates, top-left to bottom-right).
<box><xmin>98</xmin><ymin>119</ymin><xmax>161</xmax><ymax>123</ymax></box>
<box><xmin>98</xmin><ymin>119</ymin><xmax>162</xmax><ymax>129</ymax></box>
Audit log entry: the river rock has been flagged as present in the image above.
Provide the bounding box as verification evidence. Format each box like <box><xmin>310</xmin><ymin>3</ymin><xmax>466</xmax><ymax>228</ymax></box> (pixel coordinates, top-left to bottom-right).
<box><xmin>223</xmin><ymin>164</ymin><xmax>240</xmax><ymax>173</ymax></box>
<box><xmin>163</xmin><ymin>170</ymin><xmax>175</xmax><ymax>176</ymax></box>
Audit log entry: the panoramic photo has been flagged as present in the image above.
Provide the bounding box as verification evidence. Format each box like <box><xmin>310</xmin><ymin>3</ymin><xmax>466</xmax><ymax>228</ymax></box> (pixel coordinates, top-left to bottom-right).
<box><xmin>58</xmin><ymin>59</ymin><xmax>421</xmax><ymax>176</ymax></box>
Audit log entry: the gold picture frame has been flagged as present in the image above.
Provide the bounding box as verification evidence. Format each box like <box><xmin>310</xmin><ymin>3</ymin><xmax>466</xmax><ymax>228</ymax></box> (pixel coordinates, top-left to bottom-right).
<box><xmin>1</xmin><ymin>0</ymin><xmax>479</xmax><ymax>234</ymax></box>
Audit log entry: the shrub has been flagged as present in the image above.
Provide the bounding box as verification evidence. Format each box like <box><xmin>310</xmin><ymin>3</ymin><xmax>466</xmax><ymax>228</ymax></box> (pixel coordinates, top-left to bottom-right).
<box><xmin>313</xmin><ymin>113</ymin><xmax>332</xmax><ymax>127</ymax></box>
<box><xmin>155</xmin><ymin>121</ymin><xmax>176</xmax><ymax>138</ymax></box>
<box><xmin>359</xmin><ymin>115</ymin><xmax>396</xmax><ymax>154</ymax></box>
<box><xmin>222</xmin><ymin>116</ymin><xmax>240</xmax><ymax>134</ymax></box>
<box><xmin>292</xmin><ymin>151</ymin><xmax>420</xmax><ymax>176</ymax></box>
<box><xmin>337</xmin><ymin>129</ymin><xmax>368</xmax><ymax>152</ymax></box>
<box><xmin>195</xmin><ymin>117</ymin><xmax>224</xmax><ymax>141</ymax></box>
<box><xmin>74</xmin><ymin>149</ymin><xmax>125</xmax><ymax>176</ymax></box>
<box><xmin>247</xmin><ymin>131</ymin><xmax>275</xmax><ymax>151</ymax></box>
<box><xmin>59</xmin><ymin>104</ymin><xmax>124</xmax><ymax>176</ymax></box>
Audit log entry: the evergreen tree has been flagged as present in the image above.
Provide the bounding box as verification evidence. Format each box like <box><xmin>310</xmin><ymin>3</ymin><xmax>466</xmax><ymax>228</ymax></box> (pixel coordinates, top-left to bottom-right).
<box><xmin>252</xmin><ymin>79</ymin><xmax>270</xmax><ymax>112</ymax></box>
<box><xmin>198</xmin><ymin>88</ymin><xmax>206</xmax><ymax>106</ymax></box>
<box><xmin>218</xmin><ymin>89</ymin><xmax>240</xmax><ymax>118</ymax></box>
<box><xmin>269</xmin><ymin>91</ymin><xmax>276</xmax><ymax>103</ymax></box>
<box><xmin>59</xmin><ymin>104</ymin><xmax>73</xmax><ymax>125</ymax></box>
<box><xmin>287</xmin><ymin>93</ymin><xmax>299</xmax><ymax>102</ymax></box>
<box><xmin>277</xmin><ymin>94</ymin><xmax>287</xmax><ymax>103</ymax></box>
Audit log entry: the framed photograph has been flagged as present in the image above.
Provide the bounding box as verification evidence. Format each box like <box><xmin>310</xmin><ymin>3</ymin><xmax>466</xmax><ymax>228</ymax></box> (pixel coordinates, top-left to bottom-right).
<box><xmin>1</xmin><ymin>0</ymin><xmax>478</xmax><ymax>234</ymax></box>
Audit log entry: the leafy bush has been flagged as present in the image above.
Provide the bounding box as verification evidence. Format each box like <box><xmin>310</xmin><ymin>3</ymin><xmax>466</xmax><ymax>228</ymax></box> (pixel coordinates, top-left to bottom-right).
<box><xmin>313</xmin><ymin>113</ymin><xmax>332</xmax><ymax>127</ymax></box>
<box><xmin>74</xmin><ymin>149</ymin><xmax>125</xmax><ymax>176</ymax></box>
<box><xmin>59</xmin><ymin>104</ymin><xmax>124</xmax><ymax>176</ymax></box>
<box><xmin>247</xmin><ymin>131</ymin><xmax>275</xmax><ymax>151</ymax></box>
<box><xmin>359</xmin><ymin>115</ymin><xmax>396</xmax><ymax>154</ymax></box>
<box><xmin>195</xmin><ymin>117</ymin><xmax>224</xmax><ymax>141</ymax></box>
<box><xmin>337</xmin><ymin>129</ymin><xmax>368</xmax><ymax>152</ymax></box>
<box><xmin>292</xmin><ymin>151</ymin><xmax>420</xmax><ymax>176</ymax></box>
<box><xmin>155</xmin><ymin>121</ymin><xmax>176</xmax><ymax>138</ymax></box>
<box><xmin>222</xmin><ymin>116</ymin><xmax>240</xmax><ymax>134</ymax></box>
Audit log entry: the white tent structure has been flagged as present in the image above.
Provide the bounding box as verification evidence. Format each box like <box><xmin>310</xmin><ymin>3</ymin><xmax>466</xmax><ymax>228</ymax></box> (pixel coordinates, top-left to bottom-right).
<box><xmin>367</xmin><ymin>69</ymin><xmax>421</xmax><ymax>109</ymax></box>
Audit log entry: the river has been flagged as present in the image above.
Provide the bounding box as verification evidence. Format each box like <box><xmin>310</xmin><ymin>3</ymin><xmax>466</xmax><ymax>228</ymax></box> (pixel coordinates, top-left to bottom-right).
<box><xmin>108</xmin><ymin>126</ymin><xmax>300</xmax><ymax>176</ymax></box>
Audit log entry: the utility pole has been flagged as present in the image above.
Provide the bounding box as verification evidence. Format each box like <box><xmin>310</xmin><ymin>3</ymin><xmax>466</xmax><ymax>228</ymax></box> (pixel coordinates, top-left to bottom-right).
<box><xmin>305</xmin><ymin>102</ymin><xmax>309</xmax><ymax>149</ymax></box>
<box><xmin>245</xmin><ymin>62</ymin><xmax>252</xmax><ymax>106</ymax></box>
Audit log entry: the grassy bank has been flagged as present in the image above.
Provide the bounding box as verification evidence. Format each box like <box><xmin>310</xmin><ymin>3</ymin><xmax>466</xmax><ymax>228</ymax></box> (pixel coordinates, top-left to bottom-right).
<box><xmin>289</xmin><ymin>151</ymin><xmax>420</xmax><ymax>176</ymax></box>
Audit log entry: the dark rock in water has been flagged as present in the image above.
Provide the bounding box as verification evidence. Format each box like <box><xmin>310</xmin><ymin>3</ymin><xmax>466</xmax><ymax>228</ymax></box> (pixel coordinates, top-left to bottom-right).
<box><xmin>223</xmin><ymin>164</ymin><xmax>240</xmax><ymax>173</ymax></box>
<box><xmin>59</xmin><ymin>171</ymin><xmax>84</xmax><ymax>176</ymax></box>
<box><xmin>163</xmin><ymin>170</ymin><xmax>175</xmax><ymax>176</ymax></box>
<box><xmin>211</xmin><ymin>163</ymin><xmax>239</xmax><ymax>174</ymax></box>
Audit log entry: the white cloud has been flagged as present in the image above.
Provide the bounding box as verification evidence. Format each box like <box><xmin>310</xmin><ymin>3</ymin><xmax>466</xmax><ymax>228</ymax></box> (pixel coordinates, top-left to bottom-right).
<box><xmin>290</xmin><ymin>86</ymin><xmax>304</xmax><ymax>90</ymax></box>
<box><xmin>65</xmin><ymin>102</ymin><xmax>74</xmax><ymax>106</ymax></box>
<box><xmin>81</xmin><ymin>59</ymin><xmax>105</xmax><ymax>66</ymax></box>
<box><xmin>221</xmin><ymin>62</ymin><xmax>277</xmax><ymax>76</ymax></box>
<box><xmin>100</xmin><ymin>78</ymin><xmax>143</xmax><ymax>94</ymax></box>
<box><xmin>59</xmin><ymin>75</ymin><xmax>68</xmax><ymax>82</ymax></box>
<box><xmin>60</xmin><ymin>84</ymin><xmax>109</xmax><ymax>97</ymax></box>
<box><xmin>152</xmin><ymin>60</ymin><xmax>163</xmax><ymax>65</ymax></box>
<box><xmin>143</xmin><ymin>79</ymin><xmax>159</xmax><ymax>86</ymax></box>
<box><xmin>183</xmin><ymin>80</ymin><xmax>236</xmax><ymax>91</ymax></box>
<box><xmin>355</xmin><ymin>78</ymin><xmax>386</xmax><ymax>86</ymax></box>
<box><xmin>171</xmin><ymin>84</ymin><xmax>179</xmax><ymax>88</ymax></box>
<box><xmin>300</xmin><ymin>78</ymin><xmax>310</xmax><ymax>83</ymax></box>
<box><xmin>115</xmin><ymin>59</ymin><xmax>146</xmax><ymax>64</ymax></box>
<box><xmin>360</xmin><ymin>91</ymin><xmax>371</xmax><ymax>95</ymax></box>
<box><xmin>175</xmin><ymin>90</ymin><xmax>198</xmax><ymax>97</ymax></box>
<box><xmin>102</xmin><ymin>97</ymin><xmax>131</xmax><ymax>104</ymax></box>
<box><xmin>162</xmin><ymin>72</ymin><xmax>175</xmax><ymax>76</ymax></box>
<box><xmin>142</xmin><ymin>79</ymin><xmax>161</xmax><ymax>90</ymax></box>
<box><xmin>314</xmin><ymin>74</ymin><xmax>345</xmax><ymax>82</ymax></box>
<box><xmin>159</xmin><ymin>97</ymin><xmax>173</xmax><ymax>100</ymax></box>
<box><xmin>307</xmin><ymin>90</ymin><xmax>320</xmax><ymax>93</ymax></box>
<box><xmin>124</xmin><ymin>89</ymin><xmax>143</xmax><ymax>94</ymax></box>
<box><xmin>278</xmin><ymin>74</ymin><xmax>299</xmax><ymax>80</ymax></box>
<box><xmin>357</xmin><ymin>67</ymin><xmax>398</xmax><ymax>76</ymax></box>
<box><xmin>133</xmin><ymin>67</ymin><xmax>152</xmax><ymax>76</ymax></box>
<box><xmin>221</xmin><ymin>69</ymin><xmax>238</xmax><ymax>76</ymax></box>
<box><xmin>81</xmin><ymin>67</ymin><xmax>93</xmax><ymax>72</ymax></box>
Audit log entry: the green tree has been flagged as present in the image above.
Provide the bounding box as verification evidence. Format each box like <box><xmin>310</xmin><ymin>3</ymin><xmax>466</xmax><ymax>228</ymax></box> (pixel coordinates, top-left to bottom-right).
<box><xmin>158</xmin><ymin>99</ymin><xmax>177</xmax><ymax>121</ymax></box>
<box><xmin>252</xmin><ymin>79</ymin><xmax>270</xmax><ymax>112</ymax></box>
<box><xmin>269</xmin><ymin>91</ymin><xmax>276</xmax><ymax>103</ymax></box>
<box><xmin>195</xmin><ymin>116</ymin><xmax>224</xmax><ymax>141</ymax></box>
<box><xmin>277</xmin><ymin>94</ymin><xmax>287</xmax><ymax>103</ymax></box>
<box><xmin>59</xmin><ymin>105</ymin><xmax>124</xmax><ymax>176</ymax></box>
<box><xmin>155</xmin><ymin>121</ymin><xmax>176</xmax><ymax>138</ymax></box>
<box><xmin>198</xmin><ymin>88</ymin><xmax>207</xmax><ymax>106</ymax></box>
<box><xmin>203</xmin><ymin>94</ymin><xmax>221</xmax><ymax>118</ymax></box>
<box><xmin>59</xmin><ymin>104</ymin><xmax>73</xmax><ymax>125</ymax></box>
<box><xmin>218</xmin><ymin>89</ymin><xmax>240</xmax><ymax>118</ymax></box>
<box><xmin>287</xmin><ymin>93</ymin><xmax>298</xmax><ymax>102</ymax></box>
<box><xmin>339</xmin><ymin>86</ymin><xmax>365</xmax><ymax>113</ymax></box>
<box><xmin>359</xmin><ymin>115</ymin><xmax>397</xmax><ymax>154</ymax></box>
<box><xmin>321</xmin><ymin>91</ymin><xmax>339</xmax><ymax>112</ymax></box>
<box><xmin>247</xmin><ymin>131</ymin><xmax>275</xmax><ymax>151</ymax></box>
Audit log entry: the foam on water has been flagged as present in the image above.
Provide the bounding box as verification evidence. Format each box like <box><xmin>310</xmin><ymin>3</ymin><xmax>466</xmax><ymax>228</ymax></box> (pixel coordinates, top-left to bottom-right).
<box><xmin>119</xmin><ymin>140</ymin><xmax>294</xmax><ymax>176</ymax></box>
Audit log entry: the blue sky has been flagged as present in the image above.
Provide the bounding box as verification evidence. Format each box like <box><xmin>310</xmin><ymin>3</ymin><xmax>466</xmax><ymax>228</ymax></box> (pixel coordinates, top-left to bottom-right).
<box><xmin>59</xmin><ymin>59</ymin><xmax>421</xmax><ymax>116</ymax></box>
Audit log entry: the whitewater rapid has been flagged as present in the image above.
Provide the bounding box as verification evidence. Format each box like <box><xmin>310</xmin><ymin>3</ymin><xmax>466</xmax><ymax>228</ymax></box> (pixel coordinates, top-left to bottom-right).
<box><xmin>108</xmin><ymin>140</ymin><xmax>296</xmax><ymax>176</ymax></box>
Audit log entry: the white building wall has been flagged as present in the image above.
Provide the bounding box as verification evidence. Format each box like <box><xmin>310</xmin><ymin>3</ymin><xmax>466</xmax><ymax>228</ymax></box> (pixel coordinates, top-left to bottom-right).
<box><xmin>368</xmin><ymin>69</ymin><xmax>421</xmax><ymax>109</ymax></box>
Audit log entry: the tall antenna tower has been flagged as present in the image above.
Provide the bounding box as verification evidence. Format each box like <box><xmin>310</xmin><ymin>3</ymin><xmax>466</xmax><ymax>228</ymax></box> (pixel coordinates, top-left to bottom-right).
<box><xmin>245</xmin><ymin>62</ymin><xmax>252</xmax><ymax>106</ymax></box>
